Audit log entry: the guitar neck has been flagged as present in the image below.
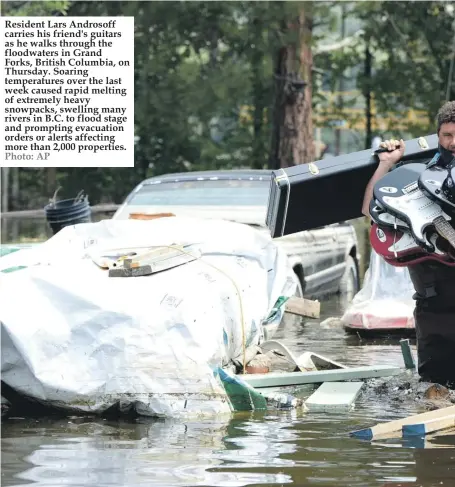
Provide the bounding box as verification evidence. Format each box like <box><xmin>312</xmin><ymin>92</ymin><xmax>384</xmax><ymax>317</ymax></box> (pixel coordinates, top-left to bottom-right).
<box><xmin>434</xmin><ymin>216</ymin><xmax>455</xmax><ymax>249</ymax></box>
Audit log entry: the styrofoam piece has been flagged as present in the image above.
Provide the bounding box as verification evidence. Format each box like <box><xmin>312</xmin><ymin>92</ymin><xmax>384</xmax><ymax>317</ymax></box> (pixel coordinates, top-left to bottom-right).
<box><xmin>305</xmin><ymin>381</ymin><xmax>364</xmax><ymax>412</ymax></box>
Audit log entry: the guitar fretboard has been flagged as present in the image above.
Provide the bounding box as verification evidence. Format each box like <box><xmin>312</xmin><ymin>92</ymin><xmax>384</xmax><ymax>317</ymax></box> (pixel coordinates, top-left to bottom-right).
<box><xmin>434</xmin><ymin>216</ymin><xmax>455</xmax><ymax>250</ymax></box>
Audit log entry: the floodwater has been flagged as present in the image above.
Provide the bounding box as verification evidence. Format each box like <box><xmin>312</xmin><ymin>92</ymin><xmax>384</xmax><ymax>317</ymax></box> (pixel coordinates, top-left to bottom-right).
<box><xmin>2</xmin><ymin>296</ymin><xmax>455</xmax><ymax>487</ymax></box>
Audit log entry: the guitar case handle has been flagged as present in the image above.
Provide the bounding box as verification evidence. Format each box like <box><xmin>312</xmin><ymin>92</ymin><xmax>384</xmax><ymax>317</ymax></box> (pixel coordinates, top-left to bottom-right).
<box><xmin>374</xmin><ymin>145</ymin><xmax>401</xmax><ymax>155</ymax></box>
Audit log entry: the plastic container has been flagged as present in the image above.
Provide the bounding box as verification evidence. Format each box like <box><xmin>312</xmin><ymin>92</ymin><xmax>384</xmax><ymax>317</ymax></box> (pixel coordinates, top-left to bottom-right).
<box><xmin>44</xmin><ymin>190</ymin><xmax>91</xmax><ymax>235</ymax></box>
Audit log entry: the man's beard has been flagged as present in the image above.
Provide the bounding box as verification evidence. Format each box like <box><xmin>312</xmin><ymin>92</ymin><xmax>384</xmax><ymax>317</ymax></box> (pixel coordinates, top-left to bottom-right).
<box><xmin>438</xmin><ymin>142</ymin><xmax>455</xmax><ymax>167</ymax></box>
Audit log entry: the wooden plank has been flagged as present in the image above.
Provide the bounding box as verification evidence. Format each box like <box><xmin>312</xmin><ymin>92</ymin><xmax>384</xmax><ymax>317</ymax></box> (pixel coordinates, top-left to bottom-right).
<box><xmin>305</xmin><ymin>381</ymin><xmax>364</xmax><ymax>412</ymax></box>
<box><xmin>350</xmin><ymin>405</ymin><xmax>455</xmax><ymax>440</ymax></box>
<box><xmin>109</xmin><ymin>246</ymin><xmax>200</xmax><ymax>277</ymax></box>
<box><xmin>238</xmin><ymin>364</ymin><xmax>401</xmax><ymax>389</ymax></box>
<box><xmin>285</xmin><ymin>296</ymin><xmax>320</xmax><ymax>318</ymax></box>
<box><xmin>402</xmin><ymin>414</ymin><xmax>455</xmax><ymax>437</ymax></box>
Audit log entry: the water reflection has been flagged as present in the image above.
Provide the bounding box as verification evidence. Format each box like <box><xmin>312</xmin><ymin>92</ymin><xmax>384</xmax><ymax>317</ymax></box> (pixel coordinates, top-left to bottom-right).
<box><xmin>2</xmin><ymin>296</ymin><xmax>455</xmax><ymax>487</ymax></box>
<box><xmin>1</xmin><ymin>416</ymin><xmax>293</xmax><ymax>487</ymax></box>
<box><xmin>218</xmin><ymin>411</ymin><xmax>300</xmax><ymax>467</ymax></box>
<box><xmin>3</xmin><ymin>408</ymin><xmax>455</xmax><ymax>487</ymax></box>
<box><xmin>276</xmin><ymin>295</ymin><xmax>413</xmax><ymax>370</ymax></box>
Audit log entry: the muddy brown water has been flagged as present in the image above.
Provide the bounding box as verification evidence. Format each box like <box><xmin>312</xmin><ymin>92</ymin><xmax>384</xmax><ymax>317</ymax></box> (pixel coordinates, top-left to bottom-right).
<box><xmin>2</xmin><ymin>296</ymin><xmax>455</xmax><ymax>487</ymax></box>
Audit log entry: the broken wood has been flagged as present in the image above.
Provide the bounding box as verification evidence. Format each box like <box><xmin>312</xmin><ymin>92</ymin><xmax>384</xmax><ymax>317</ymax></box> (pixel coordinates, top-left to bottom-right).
<box><xmin>108</xmin><ymin>245</ymin><xmax>201</xmax><ymax>277</ymax></box>
<box><xmin>285</xmin><ymin>296</ymin><xmax>320</xmax><ymax>318</ymax></box>
<box><xmin>351</xmin><ymin>405</ymin><xmax>455</xmax><ymax>440</ymax></box>
<box><xmin>402</xmin><ymin>414</ymin><xmax>455</xmax><ymax>437</ymax></box>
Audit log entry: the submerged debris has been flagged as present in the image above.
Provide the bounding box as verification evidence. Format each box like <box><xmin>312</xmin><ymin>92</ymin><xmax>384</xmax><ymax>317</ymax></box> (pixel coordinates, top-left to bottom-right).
<box><xmin>319</xmin><ymin>317</ymin><xmax>344</xmax><ymax>329</ymax></box>
<box><xmin>363</xmin><ymin>372</ymin><xmax>455</xmax><ymax>410</ymax></box>
<box><xmin>246</xmin><ymin>352</ymin><xmax>272</xmax><ymax>374</ymax></box>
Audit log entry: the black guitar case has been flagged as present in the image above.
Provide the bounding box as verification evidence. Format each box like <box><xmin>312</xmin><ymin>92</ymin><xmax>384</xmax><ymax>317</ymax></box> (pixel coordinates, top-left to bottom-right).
<box><xmin>266</xmin><ymin>134</ymin><xmax>438</xmax><ymax>238</ymax></box>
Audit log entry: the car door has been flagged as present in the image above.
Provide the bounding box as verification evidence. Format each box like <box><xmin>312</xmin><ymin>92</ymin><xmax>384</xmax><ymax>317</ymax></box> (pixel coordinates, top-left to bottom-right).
<box><xmin>302</xmin><ymin>224</ymin><xmax>347</xmax><ymax>294</ymax></box>
<box><xmin>274</xmin><ymin>224</ymin><xmax>344</xmax><ymax>297</ymax></box>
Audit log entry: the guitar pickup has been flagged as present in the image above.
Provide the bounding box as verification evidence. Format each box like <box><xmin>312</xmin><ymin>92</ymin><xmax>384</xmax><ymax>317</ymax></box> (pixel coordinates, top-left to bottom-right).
<box><xmin>402</xmin><ymin>182</ymin><xmax>419</xmax><ymax>194</ymax></box>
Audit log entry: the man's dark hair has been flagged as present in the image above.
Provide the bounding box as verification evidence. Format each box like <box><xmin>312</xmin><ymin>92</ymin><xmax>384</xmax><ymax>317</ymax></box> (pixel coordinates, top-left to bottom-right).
<box><xmin>437</xmin><ymin>101</ymin><xmax>455</xmax><ymax>132</ymax></box>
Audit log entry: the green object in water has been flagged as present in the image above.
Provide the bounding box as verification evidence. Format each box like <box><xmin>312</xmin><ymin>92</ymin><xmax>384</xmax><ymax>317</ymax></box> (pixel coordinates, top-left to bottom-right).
<box><xmin>216</xmin><ymin>367</ymin><xmax>267</xmax><ymax>411</ymax></box>
<box><xmin>264</xmin><ymin>296</ymin><xmax>289</xmax><ymax>323</ymax></box>
<box><xmin>400</xmin><ymin>339</ymin><xmax>416</xmax><ymax>370</ymax></box>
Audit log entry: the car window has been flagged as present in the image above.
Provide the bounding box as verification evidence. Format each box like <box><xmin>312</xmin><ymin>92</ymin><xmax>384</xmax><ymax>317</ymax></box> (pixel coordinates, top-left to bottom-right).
<box><xmin>127</xmin><ymin>179</ymin><xmax>271</xmax><ymax>206</ymax></box>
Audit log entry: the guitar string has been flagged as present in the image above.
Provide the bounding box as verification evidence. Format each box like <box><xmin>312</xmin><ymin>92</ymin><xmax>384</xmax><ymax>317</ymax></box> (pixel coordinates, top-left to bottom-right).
<box><xmin>393</xmin><ymin>216</ymin><xmax>398</xmax><ymax>259</ymax></box>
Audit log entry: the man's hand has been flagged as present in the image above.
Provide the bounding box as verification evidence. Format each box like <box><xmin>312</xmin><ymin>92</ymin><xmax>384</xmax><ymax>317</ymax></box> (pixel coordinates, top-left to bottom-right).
<box><xmin>377</xmin><ymin>138</ymin><xmax>405</xmax><ymax>168</ymax></box>
<box><xmin>362</xmin><ymin>138</ymin><xmax>405</xmax><ymax>217</ymax></box>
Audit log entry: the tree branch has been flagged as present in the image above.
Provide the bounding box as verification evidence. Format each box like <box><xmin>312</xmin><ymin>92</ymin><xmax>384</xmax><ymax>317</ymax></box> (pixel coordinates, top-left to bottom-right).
<box><xmin>387</xmin><ymin>15</ymin><xmax>418</xmax><ymax>66</ymax></box>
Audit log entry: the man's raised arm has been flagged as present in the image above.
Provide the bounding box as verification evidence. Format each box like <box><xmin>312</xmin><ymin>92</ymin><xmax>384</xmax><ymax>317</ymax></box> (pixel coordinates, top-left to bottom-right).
<box><xmin>361</xmin><ymin>138</ymin><xmax>405</xmax><ymax>217</ymax></box>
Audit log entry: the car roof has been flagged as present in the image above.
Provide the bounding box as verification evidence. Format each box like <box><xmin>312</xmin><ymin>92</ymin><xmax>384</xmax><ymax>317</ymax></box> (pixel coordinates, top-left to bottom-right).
<box><xmin>140</xmin><ymin>169</ymin><xmax>273</xmax><ymax>185</ymax></box>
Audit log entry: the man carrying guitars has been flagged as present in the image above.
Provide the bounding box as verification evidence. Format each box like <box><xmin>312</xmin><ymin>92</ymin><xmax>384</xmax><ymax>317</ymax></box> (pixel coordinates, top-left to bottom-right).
<box><xmin>362</xmin><ymin>101</ymin><xmax>455</xmax><ymax>388</ymax></box>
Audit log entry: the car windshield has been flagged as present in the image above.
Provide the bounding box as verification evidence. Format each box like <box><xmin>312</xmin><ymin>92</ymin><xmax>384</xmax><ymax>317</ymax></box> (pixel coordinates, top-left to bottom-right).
<box><xmin>127</xmin><ymin>179</ymin><xmax>271</xmax><ymax>206</ymax></box>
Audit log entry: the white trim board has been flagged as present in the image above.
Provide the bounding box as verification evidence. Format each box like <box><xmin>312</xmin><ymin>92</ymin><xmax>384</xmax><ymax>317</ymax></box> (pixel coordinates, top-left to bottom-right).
<box><xmin>351</xmin><ymin>405</ymin><xmax>455</xmax><ymax>440</ymax></box>
<box><xmin>238</xmin><ymin>365</ymin><xmax>401</xmax><ymax>389</ymax></box>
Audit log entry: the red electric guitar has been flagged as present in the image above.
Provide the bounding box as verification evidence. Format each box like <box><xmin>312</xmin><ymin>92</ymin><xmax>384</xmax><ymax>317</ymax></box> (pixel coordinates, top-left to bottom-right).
<box><xmin>370</xmin><ymin>223</ymin><xmax>455</xmax><ymax>267</ymax></box>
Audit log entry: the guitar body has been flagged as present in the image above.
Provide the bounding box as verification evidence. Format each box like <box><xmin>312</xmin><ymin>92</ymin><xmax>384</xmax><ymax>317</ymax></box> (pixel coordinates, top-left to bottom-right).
<box><xmin>369</xmin><ymin>199</ymin><xmax>409</xmax><ymax>231</ymax></box>
<box><xmin>373</xmin><ymin>163</ymin><xmax>450</xmax><ymax>251</ymax></box>
<box><xmin>370</xmin><ymin>224</ymin><xmax>423</xmax><ymax>266</ymax></box>
<box><xmin>370</xmin><ymin>224</ymin><xmax>455</xmax><ymax>267</ymax></box>
<box><xmin>418</xmin><ymin>165</ymin><xmax>455</xmax><ymax>215</ymax></box>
